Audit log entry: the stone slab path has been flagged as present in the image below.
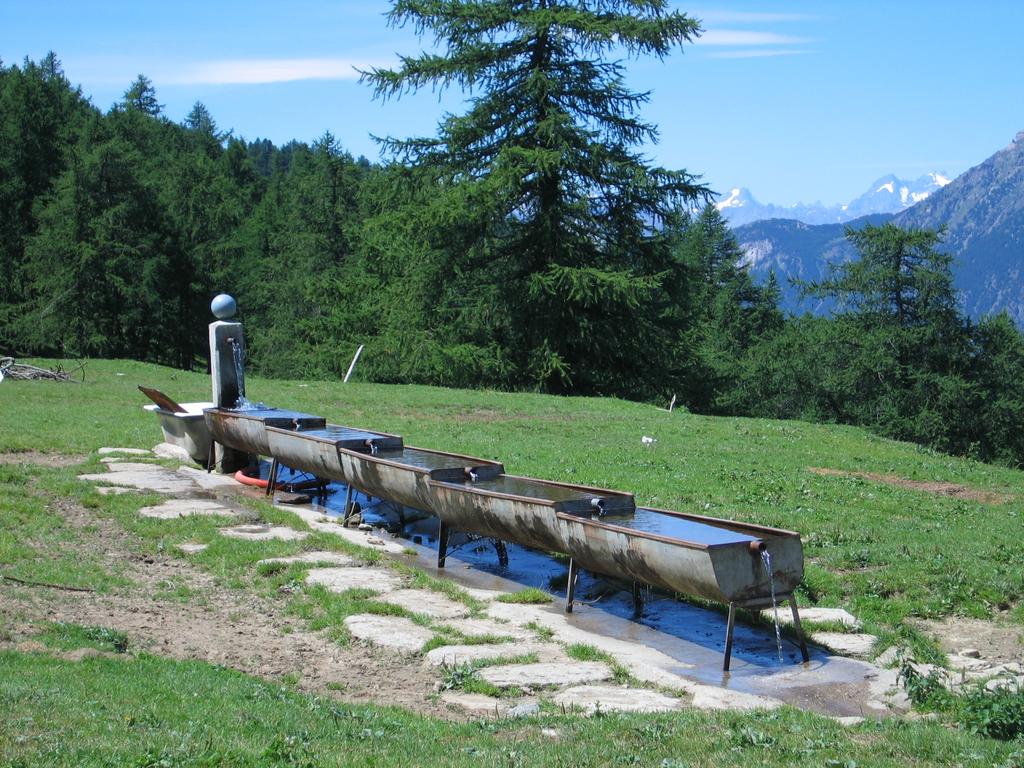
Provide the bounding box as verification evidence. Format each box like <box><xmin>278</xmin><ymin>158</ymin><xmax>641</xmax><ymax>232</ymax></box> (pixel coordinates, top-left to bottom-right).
<box><xmin>378</xmin><ymin>589</ymin><xmax>470</xmax><ymax>620</ymax></box>
<box><xmin>177</xmin><ymin>466</ymin><xmax>243</xmax><ymax>490</ymax></box>
<box><xmin>139</xmin><ymin>499</ymin><xmax>240</xmax><ymax>520</ymax></box>
<box><xmin>305</xmin><ymin>566</ymin><xmax>403</xmax><ymax>594</ymax></box>
<box><xmin>79</xmin><ymin>465</ymin><xmax>196</xmax><ymax>494</ymax></box>
<box><xmin>425</xmin><ymin>643</ymin><xmax>557</xmax><ymax>668</ymax></box>
<box><xmin>444</xmin><ymin>617</ymin><xmax>531</xmax><ymax>640</ymax></box>
<box><xmin>812</xmin><ymin>631</ymin><xmax>878</xmax><ymax>658</ymax></box>
<box><xmin>258</xmin><ymin>551</ymin><xmax>357</xmax><ymax>567</ymax></box>
<box><xmin>769</xmin><ymin>607</ymin><xmax>862</xmax><ymax>630</ymax></box>
<box><xmin>345</xmin><ymin>615</ymin><xmax>434</xmax><ymax>653</ymax></box>
<box><xmin>96</xmin><ymin>486</ymin><xmax>134</xmax><ymax>495</ymax></box>
<box><xmin>153</xmin><ymin>442</ymin><xmax>194</xmax><ymax>462</ymax></box>
<box><xmin>439</xmin><ymin>693</ymin><xmax>512</xmax><ymax>718</ymax></box>
<box><xmin>552</xmin><ymin>685</ymin><xmax>683</xmax><ymax>714</ymax></box>
<box><xmin>478</xmin><ymin>661</ymin><xmax>614</xmax><ymax>689</ymax></box>
<box><xmin>220</xmin><ymin>524</ymin><xmax>308</xmax><ymax>542</ymax></box>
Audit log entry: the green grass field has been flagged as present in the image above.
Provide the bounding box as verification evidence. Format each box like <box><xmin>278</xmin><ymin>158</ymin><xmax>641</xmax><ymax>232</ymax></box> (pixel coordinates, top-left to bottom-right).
<box><xmin>4</xmin><ymin>358</ymin><xmax>1021</xmax><ymax>630</ymax></box>
<box><xmin>2</xmin><ymin>358</ymin><xmax>1022</xmax><ymax>766</ymax></box>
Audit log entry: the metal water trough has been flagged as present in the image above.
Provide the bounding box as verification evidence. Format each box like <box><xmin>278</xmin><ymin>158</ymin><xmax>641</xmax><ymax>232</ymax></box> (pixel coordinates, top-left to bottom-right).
<box><xmin>428</xmin><ymin>476</ymin><xmax>807</xmax><ymax>668</ymax></box>
<box><xmin>265</xmin><ymin>424</ymin><xmax>404</xmax><ymax>483</ymax></box>
<box><xmin>555</xmin><ymin>507</ymin><xmax>807</xmax><ymax>668</ymax></box>
<box><xmin>264</xmin><ymin>423</ymin><xmax>503</xmax><ymax>518</ymax></box>
<box><xmin>204</xmin><ymin>406</ymin><xmax>809</xmax><ymax>670</ymax></box>
<box><xmin>427</xmin><ymin>474</ymin><xmax>634</xmax><ymax>565</ymax></box>
<box><xmin>204</xmin><ymin>406</ymin><xmax>325</xmax><ymax>456</ymax></box>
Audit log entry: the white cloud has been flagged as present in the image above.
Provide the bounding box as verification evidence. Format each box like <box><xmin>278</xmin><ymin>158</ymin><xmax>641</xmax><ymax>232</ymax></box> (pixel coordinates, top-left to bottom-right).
<box><xmin>706</xmin><ymin>48</ymin><xmax>814</xmax><ymax>59</ymax></box>
<box><xmin>170</xmin><ymin>57</ymin><xmax>389</xmax><ymax>85</ymax></box>
<box><xmin>693</xmin><ymin>10</ymin><xmax>816</xmax><ymax>24</ymax></box>
<box><xmin>696</xmin><ymin>30</ymin><xmax>812</xmax><ymax>47</ymax></box>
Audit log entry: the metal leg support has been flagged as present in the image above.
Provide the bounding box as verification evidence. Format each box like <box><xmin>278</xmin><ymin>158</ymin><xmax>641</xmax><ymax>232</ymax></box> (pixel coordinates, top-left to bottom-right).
<box><xmin>437</xmin><ymin>520</ymin><xmax>450</xmax><ymax>569</ymax></box>
<box><xmin>341</xmin><ymin>485</ymin><xmax>355</xmax><ymax>525</ymax></box>
<box><xmin>265</xmin><ymin>458</ymin><xmax>279</xmax><ymax>497</ymax></box>
<box><xmin>631</xmin><ymin>582</ymin><xmax>644</xmax><ymax>618</ymax></box>
<box><xmin>206</xmin><ymin>440</ymin><xmax>216</xmax><ymax>473</ymax></box>
<box><xmin>788</xmin><ymin>596</ymin><xmax>810</xmax><ymax>663</ymax></box>
<box><xmin>565</xmin><ymin>558</ymin><xmax>579</xmax><ymax>614</ymax></box>
<box><xmin>493</xmin><ymin>539</ymin><xmax>509</xmax><ymax>568</ymax></box>
<box><xmin>723</xmin><ymin>602</ymin><xmax>737</xmax><ymax>672</ymax></box>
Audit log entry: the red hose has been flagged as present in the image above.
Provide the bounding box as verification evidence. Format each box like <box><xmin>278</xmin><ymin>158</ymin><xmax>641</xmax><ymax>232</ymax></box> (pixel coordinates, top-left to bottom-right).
<box><xmin>234</xmin><ymin>467</ymin><xmax>323</xmax><ymax>491</ymax></box>
<box><xmin>234</xmin><ymin>468</ymin><xmax>269</xmax><ymax>488</ymax></box>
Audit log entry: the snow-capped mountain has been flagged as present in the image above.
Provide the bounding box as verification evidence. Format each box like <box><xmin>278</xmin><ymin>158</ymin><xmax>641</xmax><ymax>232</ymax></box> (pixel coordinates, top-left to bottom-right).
<box><xmin>715</xmin><ymin>173</ymin><xmax>951</xmax><ymax>227</ymax></box>
<box><xmin>732</xmin><ymin>130</ymin><xmax>1024</xmax><ymax>325</ymax></box>
<box><xmin>842</xmin><ymin>172</ymin><xmax>952</xmax><ymax>219</ymax></box>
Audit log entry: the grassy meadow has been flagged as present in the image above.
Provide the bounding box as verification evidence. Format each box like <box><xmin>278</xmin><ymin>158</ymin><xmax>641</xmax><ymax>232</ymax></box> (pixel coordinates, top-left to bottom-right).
<box><xmin>1</xmin><ymin>358</ymin><xmax>1023</xmax><ymax>766</ymax></box>
<box><xmin>5</xmin><ymin>358</ymin><xmax>1022</xmax><ymax>631</ymax></box>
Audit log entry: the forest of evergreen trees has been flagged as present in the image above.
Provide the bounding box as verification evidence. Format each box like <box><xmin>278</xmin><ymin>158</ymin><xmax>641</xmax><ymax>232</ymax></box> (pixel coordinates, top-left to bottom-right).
<box><xmin>2</xmin><ymin>46</ymin><xmax>1023</xmax><ymax>467</ymax></box>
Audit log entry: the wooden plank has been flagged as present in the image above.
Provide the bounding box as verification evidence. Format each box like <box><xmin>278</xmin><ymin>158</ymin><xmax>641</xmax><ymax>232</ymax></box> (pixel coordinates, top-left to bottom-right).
<box><xmin>138</xmin><ymin>385</ymin><xmax>187</xmax><ymax>413</ymax></box>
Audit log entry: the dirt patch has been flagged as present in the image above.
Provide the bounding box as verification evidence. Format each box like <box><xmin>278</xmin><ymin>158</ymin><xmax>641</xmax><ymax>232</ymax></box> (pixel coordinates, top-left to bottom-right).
<box><xmin>0</xmin><ymin>451</ymin><xmax>87</xmax><ymax>468</ymax></box>
<box><xmin>0</xmin><ymin>498</ymin><xmax>453</xmax><ymax>719</ymax></box>
<box><xmin>911</xmin><ymin>616</ymin><xmax>1024</xmax><ymax>666</ymax></box>
<box><xmin>808</xmin><ymin>467</ymin><xmax>1012</xmax><ymax>504</ymax></box>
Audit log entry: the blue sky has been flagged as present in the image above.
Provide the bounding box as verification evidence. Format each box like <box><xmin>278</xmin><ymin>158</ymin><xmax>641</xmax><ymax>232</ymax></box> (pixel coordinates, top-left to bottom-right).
<box><xmin>3</xmin><ymin>1</ymin><xmax>1022</xmax><ymax>206</ymax></box>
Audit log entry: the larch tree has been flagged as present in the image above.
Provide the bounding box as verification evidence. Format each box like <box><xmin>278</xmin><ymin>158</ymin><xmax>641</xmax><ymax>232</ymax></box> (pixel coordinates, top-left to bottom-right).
<box><xmin>362</xmin><ymin>0</ymin><xmax>710</xmax><ymax>396</ymax></box>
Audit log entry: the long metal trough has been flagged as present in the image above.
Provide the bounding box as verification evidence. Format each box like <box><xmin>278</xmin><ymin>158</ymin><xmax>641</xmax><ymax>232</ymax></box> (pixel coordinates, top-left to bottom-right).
<box><xmin>558</xmin><ymin>507</ymin><xmax>803</xmax><ymax>605</ymax></box>
<box><xmin>204</xmin><ymin>406</ymin><xmax>809</xmax><ymax>669</ymax></box>
<box><xmin>265</xmin><ymin>421</ymin><xmax>505</xmax><ymax>512</ymax></box>
<box><xmin>265</xmin><ymin>424</ymin><xmax>404</xmax><ymax>480</ymax></box>
<box><xmin>428</xmin><ymin>474</ymin><xmax>635</xmax><ymax>560</ymax></box>
<box><xmin>205</xmin><ymin>406</ymin><xmax>325</xmax><ymax>456</ymax></box>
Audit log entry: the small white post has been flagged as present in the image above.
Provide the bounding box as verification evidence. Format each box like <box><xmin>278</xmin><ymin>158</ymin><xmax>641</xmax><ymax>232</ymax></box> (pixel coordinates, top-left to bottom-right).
<box><xmin>343</xmin><ymin>344</ymin><xmax>364</xmax><ymax>383</ymax></box>
<box><xmin>668</xmin><ymin>394</ymin><xmax>677</xmax><ymax>413</ymax></box>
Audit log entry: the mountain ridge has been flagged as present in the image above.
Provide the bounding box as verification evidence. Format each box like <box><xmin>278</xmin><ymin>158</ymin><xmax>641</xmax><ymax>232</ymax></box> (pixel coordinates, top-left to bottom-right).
<box><xmin>733</xmin><ymin>131</ymin><xmax>1024</xmax><ymax>324</ymax></box>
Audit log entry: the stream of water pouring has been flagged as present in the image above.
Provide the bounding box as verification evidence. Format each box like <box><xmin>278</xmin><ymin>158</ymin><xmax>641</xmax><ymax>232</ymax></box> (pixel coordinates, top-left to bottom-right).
<box><xmin>229</xmin><ymin>338</ymin><xmax>257</xmax><ymax>410</ymax></box>
<box><xmin>760</xmin><ymin>550</ymin><xmax>784</xmax><ymax>662</ymax></box>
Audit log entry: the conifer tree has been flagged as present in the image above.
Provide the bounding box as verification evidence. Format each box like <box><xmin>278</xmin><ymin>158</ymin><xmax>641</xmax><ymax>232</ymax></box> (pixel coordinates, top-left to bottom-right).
<box><xmin>363</xmin><ymin>0</ymin><xmax>709</xmax><ymax>394</ymax></box>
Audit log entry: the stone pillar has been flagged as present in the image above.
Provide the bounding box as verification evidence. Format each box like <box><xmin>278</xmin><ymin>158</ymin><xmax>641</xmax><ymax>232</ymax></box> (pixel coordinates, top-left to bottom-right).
<box><xmin>209</xmin><ymin>320</ymin><xmax>245</xmax><ymax>408</ymax></box>
<box><xmin>208</xmin><ymin>306</ymin><xmax>250</xmax><ymax>473</ymax></box>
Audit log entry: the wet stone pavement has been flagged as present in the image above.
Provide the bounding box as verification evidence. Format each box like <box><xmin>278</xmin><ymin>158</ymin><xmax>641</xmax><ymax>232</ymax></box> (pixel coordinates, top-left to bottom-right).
<box><xmin>81</xmin><ymin>449</ymin><xmax>919</xmax><ymax>720</ymax></box>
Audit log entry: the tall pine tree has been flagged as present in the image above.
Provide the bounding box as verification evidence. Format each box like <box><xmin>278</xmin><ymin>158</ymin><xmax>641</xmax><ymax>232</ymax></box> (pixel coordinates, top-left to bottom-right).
<box><xmin>362</xmin><ymin>0</ymin><xmax>709</xmax><ymax>396</ymax></box>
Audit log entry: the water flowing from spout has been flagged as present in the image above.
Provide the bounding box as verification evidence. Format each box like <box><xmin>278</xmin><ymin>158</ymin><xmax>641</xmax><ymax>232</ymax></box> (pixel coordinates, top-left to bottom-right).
<box><xmin>228</xmin><ymin>338</ymin><xmax>255</xmax><ymax>410</ymax></box>
<box><xmin>761</xmin><ymin>550</ymin><xmax>784</xmax><ymax>662</ymax></box>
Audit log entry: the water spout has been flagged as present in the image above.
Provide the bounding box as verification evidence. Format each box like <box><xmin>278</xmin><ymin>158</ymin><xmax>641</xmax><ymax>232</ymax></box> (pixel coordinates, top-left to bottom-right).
<box><xmin>760</xmin><ymin>549</ymin><xmax>784</xmax><ymax>662</ymax></box>
<box><xmin>467</xmin><ymin>469</ymin><xmax>479</xmax><ymax>483</ymax></box>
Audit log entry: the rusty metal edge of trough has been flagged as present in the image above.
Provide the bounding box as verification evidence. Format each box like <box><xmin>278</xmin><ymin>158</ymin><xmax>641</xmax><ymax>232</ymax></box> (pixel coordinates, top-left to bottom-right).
<box><xmin>426</xmin><ymin>473</ymin><xmax>633</xmax><ymax>508</ymax></box>
<box><xmin>265</xmin><ymin>423</ymin><xmax>405</xmax><ymax>446</ymax></box>
<box><xmin>335</xmin><ymin>443</ymin><xmax>505</xmax><ymax>476</ymax></box>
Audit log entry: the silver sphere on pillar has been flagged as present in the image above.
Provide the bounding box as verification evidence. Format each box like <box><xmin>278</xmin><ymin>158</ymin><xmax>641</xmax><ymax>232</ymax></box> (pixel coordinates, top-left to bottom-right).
<box><xmin>211</xmin><ymin>293</ymin><xmax>237</xmax><ymax>320</ymax></box>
